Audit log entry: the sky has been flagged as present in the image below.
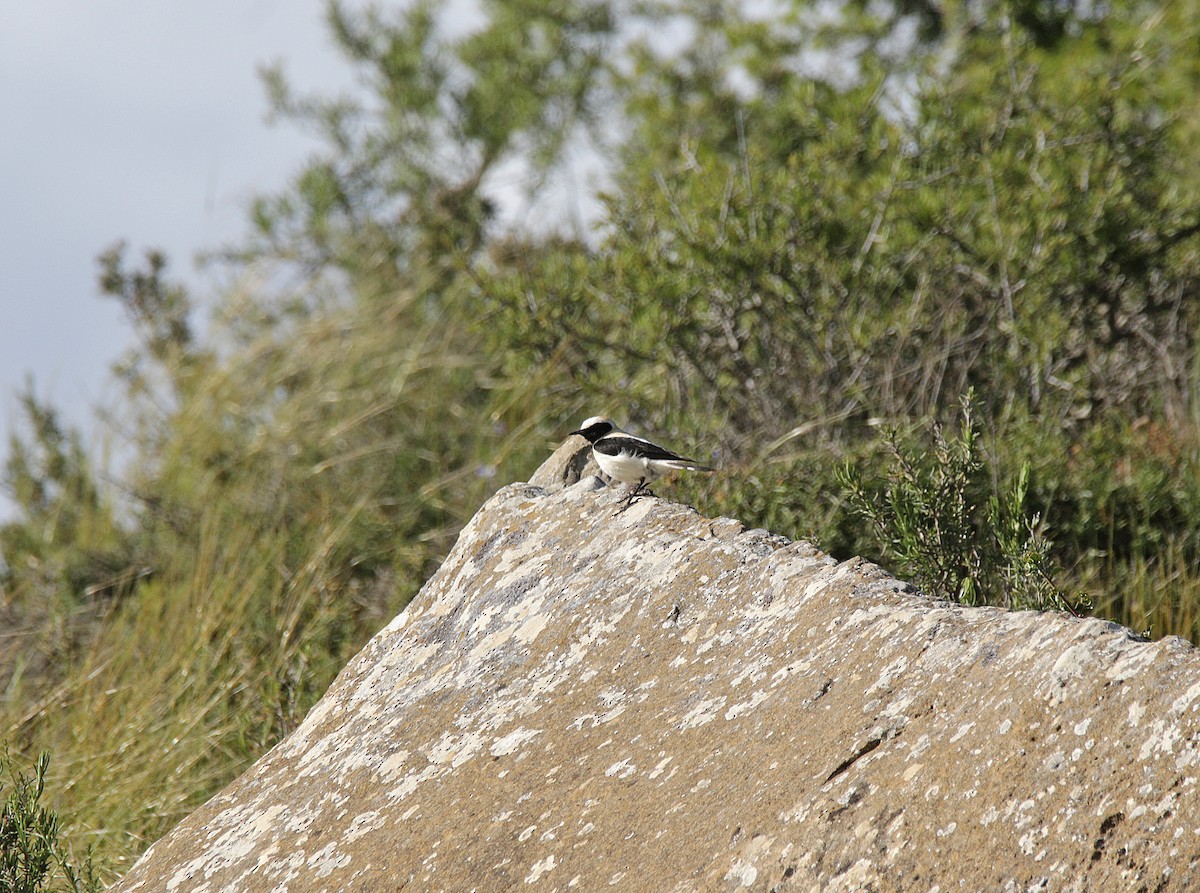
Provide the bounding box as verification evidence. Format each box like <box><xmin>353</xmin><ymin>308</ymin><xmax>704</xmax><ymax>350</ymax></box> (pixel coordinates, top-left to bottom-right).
<box><xmin>0</xmin><ymin>1</ymin><xmax>352</xmax><ymax>514</ymax></box>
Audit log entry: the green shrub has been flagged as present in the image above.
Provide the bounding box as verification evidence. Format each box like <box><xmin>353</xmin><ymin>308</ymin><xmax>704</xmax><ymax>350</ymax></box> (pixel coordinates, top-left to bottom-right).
<box><xmin>839</xmin><ymin>396</ymin><xmax>1081</xmax><ymax>612</ymax></box>
<box><xmin>0</xmin><ymin>750</ymin><xmax>101</xmax><ymax>893</ymax></box>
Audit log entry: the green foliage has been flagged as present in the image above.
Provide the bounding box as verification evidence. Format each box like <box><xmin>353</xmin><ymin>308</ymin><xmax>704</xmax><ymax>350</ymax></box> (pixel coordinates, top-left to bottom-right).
<box><xmin>0</xmin><ymin>750</ymin><xmax>101</xmax><ymax>893</ymax></box>
<box><xmin>98</xmin><ymin>244</ymin><xmax>195</xmax><ymax>366</ymax></box>
<box><xmin>0</xmin><ymin>388</ymin><xmax>136</xmax><ymax>708</ymax></box>
<box><xmin>1084</xmin><ymin>541</ymin><xmax>1200</xmax><ymax>642</ymax></box>
<box><xmin>839</xmin><ymin>395</ymin><xmax>1078</xmax><ymax>612</ymax></box>
<box><xmin>0</xmin><ymin>510</ymin><xmax>389</xmax><ymax>875</ymax></box>
<box><xmin>1029</xmin><ymin>415</ymin><xmax>1200</xmax><ymax>565</ymax></box>
<box><xmin>490</xmin><ymin>5</ymin><xmax>1200</xmax><ymax>440</ymax></box>
<box><xmin>3</xmin><ymin>390</ymin><xmax>110</xmax><ymax>596</ymax></box>
<box><xmin>247</xmin><ymin>0</ymin><xmax>616</xmax><ymax>277</ymax></box>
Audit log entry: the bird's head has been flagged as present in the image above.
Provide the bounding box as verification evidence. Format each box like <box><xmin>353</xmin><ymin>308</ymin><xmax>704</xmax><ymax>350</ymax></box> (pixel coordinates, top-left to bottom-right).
<box><xmin>569</xmin><ymin>416</ymin><xmax>617</xmax><ymax>443</ymax></box>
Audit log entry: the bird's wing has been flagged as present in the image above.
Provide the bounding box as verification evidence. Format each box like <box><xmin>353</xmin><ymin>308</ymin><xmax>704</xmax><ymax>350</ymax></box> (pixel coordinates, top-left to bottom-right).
<box><xmin>595</xmin><ymin>435</ymin><xmax>699</xmax><ymax>465</ymax></box>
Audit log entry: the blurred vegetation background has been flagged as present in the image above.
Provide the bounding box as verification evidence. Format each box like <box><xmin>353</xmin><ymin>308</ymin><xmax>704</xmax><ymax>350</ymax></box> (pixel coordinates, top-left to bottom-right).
<box><xmin>2</xmin><ymin>0</ymin><xmax>1199</xmax><ymax>881</ymax></box>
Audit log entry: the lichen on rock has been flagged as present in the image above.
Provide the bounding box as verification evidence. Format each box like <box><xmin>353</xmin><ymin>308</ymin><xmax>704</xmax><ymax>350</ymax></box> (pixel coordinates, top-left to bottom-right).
<box><xmin>113</xmin><ymin>459</ymin><xmax>1200</xmax><ymax>892</ymax></box>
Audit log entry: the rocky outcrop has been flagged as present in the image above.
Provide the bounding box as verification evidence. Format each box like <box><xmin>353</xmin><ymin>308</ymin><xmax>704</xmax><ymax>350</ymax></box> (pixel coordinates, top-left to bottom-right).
<box><xmin>113</xmin><ymin>445</ymin><xmax>1200</xmax><ymax>892</ymax></box>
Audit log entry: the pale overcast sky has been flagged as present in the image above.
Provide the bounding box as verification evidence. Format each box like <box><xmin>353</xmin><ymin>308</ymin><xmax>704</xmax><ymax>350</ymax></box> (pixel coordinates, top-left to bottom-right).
<box><xmin>0</xmin><ymin>1</ymin><xmax>350</xmax><ymax>511</ymax></box>
<box><xmin>0</xmin><ymin>0</ymin><xmax>612</xmax><ymax>522</ymax></box>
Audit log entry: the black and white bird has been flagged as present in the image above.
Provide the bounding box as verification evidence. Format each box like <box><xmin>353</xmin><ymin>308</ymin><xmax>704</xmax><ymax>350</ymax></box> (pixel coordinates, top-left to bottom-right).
<box><xmin>569</xmin><ymin>416</ymin><xmax>714</xmax><ymax>501</ymax></box>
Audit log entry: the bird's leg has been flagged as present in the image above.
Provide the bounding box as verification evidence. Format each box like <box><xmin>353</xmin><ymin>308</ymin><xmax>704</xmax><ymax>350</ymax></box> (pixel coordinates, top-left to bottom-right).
<box><xmin>616</xmin><ymin>478</ymin><xmax>651</xmax><ymax>513</ymax></box>
<box><xmin>632</xmin><ymin>478</ymin><xmax>654</xmax><ymax>499</ymax></box>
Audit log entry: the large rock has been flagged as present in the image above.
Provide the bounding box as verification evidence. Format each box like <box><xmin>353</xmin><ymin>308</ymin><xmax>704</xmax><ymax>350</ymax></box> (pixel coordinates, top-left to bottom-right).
<box><xmin>113</xmin><ymin>461</ymin><xmax>1200</xmax><ymax>892</ymax></box>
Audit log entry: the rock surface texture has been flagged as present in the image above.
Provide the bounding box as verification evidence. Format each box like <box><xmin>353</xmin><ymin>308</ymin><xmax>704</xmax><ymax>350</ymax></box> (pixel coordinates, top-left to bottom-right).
<box><xmin>114</xmin><ymin>450</ymin><xmax>1200</xmax><ymax>892</ymax></box>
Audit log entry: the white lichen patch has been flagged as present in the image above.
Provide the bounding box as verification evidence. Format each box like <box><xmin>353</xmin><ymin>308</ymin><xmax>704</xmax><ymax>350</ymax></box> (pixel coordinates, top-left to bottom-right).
<box><xmin>725</xmin><ymin>690</ymin><xmax>770</xmax><ymax>720</ymax></box>
<box><xmin>949</xmin><ymin>723</ymin><xmax>974</xmax><ymax>743</ymax></box>
<box><xmin>596</xmin><ymin>705</ymin><xmax>627</xmax><ymax>724</ymax></box>
<box><xmin>488</xmin><ymin>539</ymin><xmax>551</xmax><ymax>578</ymax></box>
<box><xmin>679</xmin><ymin>696</ymin><xmax>727</xmax><ymax>730</ymax></box>
<box><xmin>345</xmin><ymin>810</ymin><xmax>387</xmax><ymax>842</ymax></box>
<box><xmin>1044</xmin><ymin>645</ymin><xmax>1092</xmax><ymax>705</ymax></box>
<box><xmin>525</xmin><ymin>854</ymin><xmax>558</xmax><ymax>883</ymax></box>
<box><xmin>380</xmin><ymin>609</ymin><xmax>412</xmax><ymax>636</ymax></box>
<box><xmin>597</xmin><ymin>687</ymin><xmax>627</xmax><ymax>707</ymax></box>
<box><xmin>165</xmin><ymin>803</ymin><xmax>300</xmax><ymax>892</ymax></box>
<box><xmin>515</xmin><ymin>603</ymin><xmax>550</xmax><ymax>646</ymax></box>
<box><xmin>866</xmin><ymin>657</ymin><xmax>910</xmax><ymax>694</ymax></box>
<box><xmin>1139</xmin><ymin>719</ymin><xmax>1183</xmax><ymax>761</ymax></box>
<box><xmin>468</xmin><ymin>628</ymin><xmax>523</xmax><ymax>664</ymax></box>
<box><xmin>769</xmin><ymin>660</ymin><xmax>812</xmax><ymax>687</ymax></box>
<box><xmin>605</xmin><ymin>759</ymin><xmax>636</xmax><ymax>779</ymax></box>
<box><xmin>724</xmin><ymin>860</ymin><xmax>758</xmax><ymax>887</ymax></box>
<box><xmin>907</xmin><ymin>734</ymin><xmax>932</xmax><ymax>759</ymax></box>
<box><xmin>1170</xmin><ymin>680</ymin><xmax>1200</xmax><ymax>715</ymax></box>
<box><xmin>1105</xmin><ymin>642</ymin><xmax>1161</xmax><ymax>682</ymax></box>
<box><xmin>387</xmin><ymin>764</ymin><xmax>439</xmax><ymax>801</ymax></box>
<box><xmin>426</xmin><ymin>731</ymin><xmax>485</xmax><ymax>768</ymax></box>
<box><xmin>379</xmin><ymin>749</ymin><xmax>411</xmax><ymax>781</ymax></box>
<box><xmin>356</xmin><ymin>641</ymin><xmax>441</xmax><ymax>703</ymax></box>
<box><xmin>648</xmin><ymin>755</ymin><xmax>673</xmax><ymax>780</ymax></box>
<box><xmin>491</xmin><ymin>727</ymin><xmax>543</xmax><ymax>757</ymax></box>
<box><xmin>567</xmin><ymin>706</ymin><xmax>627</xmax><ymax>730</ymax></box>
<box><xmin>468</xmin><ymin>603</ymin><xmax>504</xmax><ymax>636</ymax></box>
<box><xmin>730</xmin><ymin>659</ymin><xmax>772</xmax><ymax>688</ymax></box>
<box><xmin>306</xmin><ymin>842</ymin><xmax>351</xmax><ymax>879</ymax></box>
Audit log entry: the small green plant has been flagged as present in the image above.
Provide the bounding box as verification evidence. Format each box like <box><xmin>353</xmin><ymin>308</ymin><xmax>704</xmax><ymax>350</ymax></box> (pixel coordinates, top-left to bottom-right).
<box><xmin>839</xmin><ymin>396</ymin><xmax>1083</xmax><ymax>614</ymax></box>
<box><xmin>0</xmin><ymin>748</ymin><xmax>101</xmax><ymax>893</ymax></box>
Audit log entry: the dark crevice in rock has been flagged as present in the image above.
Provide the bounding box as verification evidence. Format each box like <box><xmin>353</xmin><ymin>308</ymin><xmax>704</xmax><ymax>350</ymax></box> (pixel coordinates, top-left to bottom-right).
<box><xmin>825</xmin><ymin>737</ymin><xmax>883</xmax><ymax>783</ymax></box>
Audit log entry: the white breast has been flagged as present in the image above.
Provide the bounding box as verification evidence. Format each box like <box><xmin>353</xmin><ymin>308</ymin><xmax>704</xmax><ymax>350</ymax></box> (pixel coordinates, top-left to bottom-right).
<box><xmin>592</xmin><ymin>448</ymin><xmax>658</xmax><ymax>484</ymax></box>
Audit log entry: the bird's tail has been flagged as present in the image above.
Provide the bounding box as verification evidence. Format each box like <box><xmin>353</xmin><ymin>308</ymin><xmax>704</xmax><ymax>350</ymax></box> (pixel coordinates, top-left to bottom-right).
<box><xmin>663</xmin><ymin>459</ymin><xmax>715</xmax><ymax>473</ymax></box>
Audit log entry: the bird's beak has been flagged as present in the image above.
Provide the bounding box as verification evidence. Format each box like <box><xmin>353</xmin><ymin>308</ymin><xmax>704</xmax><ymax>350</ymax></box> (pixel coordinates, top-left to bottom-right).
<box><xmin>568</xmin><ymin>429</ymin><xmax>584</xmax><ymax>438</ymax></box>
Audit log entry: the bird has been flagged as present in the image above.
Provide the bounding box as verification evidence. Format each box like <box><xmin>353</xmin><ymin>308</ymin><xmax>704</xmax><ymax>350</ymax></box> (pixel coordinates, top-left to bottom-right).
<box><xmin>568</xmin><ymin>415</ymin><xmax>714</xmax><ymax>502</ymax></box>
